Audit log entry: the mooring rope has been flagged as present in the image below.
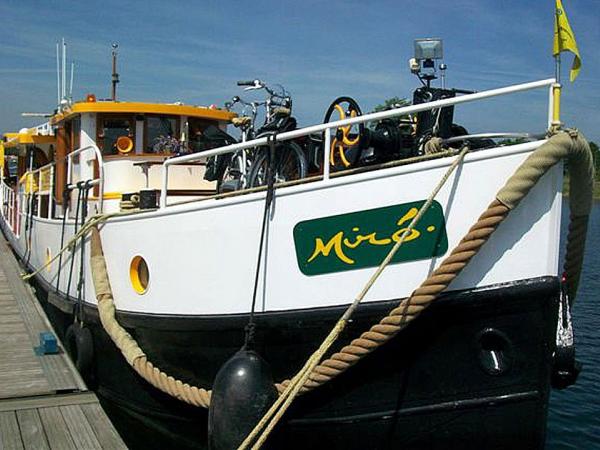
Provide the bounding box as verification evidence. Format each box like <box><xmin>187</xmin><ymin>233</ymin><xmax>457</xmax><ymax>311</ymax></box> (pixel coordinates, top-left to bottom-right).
<box><xmin>238</xmin><ymin>145</ymin><xmax>471</xmax><ymax>449</ymax></box>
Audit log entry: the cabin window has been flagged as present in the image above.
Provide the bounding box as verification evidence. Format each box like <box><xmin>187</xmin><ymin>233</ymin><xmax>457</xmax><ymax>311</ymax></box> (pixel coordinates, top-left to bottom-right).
<box><xmin>145</xmin><ymin>116</ymin><xmax>179</xmax><ymax>154</ymax></box>
<box><xmin>97</xmin><ymin>116</ymin><xmax>135</xmax><ymax>155</ymax></box>
<box><xmin>187</xmin><ymin>118</ymin><xmax>220</xmax><ymax>152</ymax></box>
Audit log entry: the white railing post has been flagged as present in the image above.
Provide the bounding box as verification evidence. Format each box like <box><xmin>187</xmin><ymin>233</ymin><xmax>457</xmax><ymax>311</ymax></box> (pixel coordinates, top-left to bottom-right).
<box><xmin>66</xmin><ymin>154</ymin><xmax>73</xmax><ymax>219</ymax></box>
<box><xmin>160</xmin><ymin>165</ymin><xmax>168</xmax><ymax>208</ymax></box>
<box><xmin>48</xmin><ymin>165</ymin><xmax>55</xmax><ymax>219</ymax></box>
<box><xmin>37</xmin><ymin>172</ymin><xmax>42</xmax><ymax>218</ymax></box>
<box><xmin>323</xmin><ymin>131</ymin><xmax>331</xmax><ymax>181</ymax></box>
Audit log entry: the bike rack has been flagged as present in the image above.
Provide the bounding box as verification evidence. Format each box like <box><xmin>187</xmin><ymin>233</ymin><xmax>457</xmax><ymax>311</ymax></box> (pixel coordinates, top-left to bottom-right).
<box><xmin>159</xmin><ymin>78</ymin><xmax>557</xmax><ymax>208</ymax></box>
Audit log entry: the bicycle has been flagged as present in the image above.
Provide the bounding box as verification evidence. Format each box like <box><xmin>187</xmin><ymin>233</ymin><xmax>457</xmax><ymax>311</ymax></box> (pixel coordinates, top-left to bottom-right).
<box><xmin>235</xmin><ymin>80</ymin><xmax>307</xmax><ymax>188</ymax></box>
<box><xmin>217</xmin><ymin>95</ymin><xmax>264</xmax><ymax>192</ymax></box>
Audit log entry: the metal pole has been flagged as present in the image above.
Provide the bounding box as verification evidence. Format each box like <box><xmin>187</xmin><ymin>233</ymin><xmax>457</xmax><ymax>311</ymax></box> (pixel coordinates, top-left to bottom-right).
<box><xmin>160</xmin><ymin>166</ymin><xmax>168</xmax><ymax>208</ymax></box>
<box><xmin>69</xmin><ymin>62</ymin><xmax>74</xmax><ymax>101</ymax></box>
<box><xmin>323</xmin><ymin>131</ymin><xmax>331</xmax><ymax>181</ymax></box>
<box><xmin>62</xmin><ymin>39</ymin><xmax>66</xmax><ymax>101</ymax></box>
<box><xmin>111</xmin><ymin>44</ymin><xmax>119</xmax><ymax>101</ymax></box>
<box><xmin>56</xmin><ymin>43</ymin><xmax>60</xmax><ymax>105</ymax></box>
<box><xmin>66</xmin><ymin>155</ymin><xmax>72</xmax><ymax>218</ymax></box>
<box><xmin>552</xmin><ymin>54</ymin><xmax>562</xmax><ymax>125</ymax></box>
<box><xmin>37</xmin><ymin>172</ymin><xmax>42</xmax><ymax>217</ymax></box>
<box><xmin>48</xmin><ymin>166</ymin><xmax>54</xmax><ymax>219</ymax></box>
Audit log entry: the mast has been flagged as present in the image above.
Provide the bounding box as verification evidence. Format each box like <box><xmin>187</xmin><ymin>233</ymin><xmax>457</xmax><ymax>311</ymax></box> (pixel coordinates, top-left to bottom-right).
<box><xmin>56</xmin><ymin>42</ymin><xmax>60</xmax><ymax>105</ymax></box>
<box><xmin>69</xmin><ymin>62</ymin><xmax>75</xmax><ymax>101</ymax></box>
<box><xmin>62</xmin><ymin>38</ymin><xmax>66</xmax><ymax>101</ymax></box>
<box><xmin>111</xmin><ymin>43</ymin><xmax>119</xmax><ymax>101</ymax></box>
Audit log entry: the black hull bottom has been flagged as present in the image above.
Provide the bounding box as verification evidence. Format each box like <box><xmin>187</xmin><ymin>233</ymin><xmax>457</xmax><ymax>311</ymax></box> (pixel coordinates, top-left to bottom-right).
<box><xmin>34</xmin><ymin>276</ymin><xmax>559</xmax><ymax>449</ymax></box>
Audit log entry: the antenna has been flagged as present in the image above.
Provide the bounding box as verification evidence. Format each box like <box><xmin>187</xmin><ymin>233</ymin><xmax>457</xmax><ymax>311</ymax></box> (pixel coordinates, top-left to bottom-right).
<box><xmin>56</xmin><ymin>42</ymin><xmax>60</xmax><ymax>105</ymax></box>
<box><xmin>62</xmin><ymin>39</ymin><xmax>67</xmax><ymax>100</ymax></box>
<box><xmin>21</xmin><ymin>113</ymin><xmax>53</xmax><ymax>118</ymax></box>
<box><xmin>111</xmin><ymin>43</ymin><xmax>119</xmax><ymax>101</ymax></box>
<box><xmin>69</xmin><ymin>62</ymin><xmax>75</xmax><ymax>100</ymax></box>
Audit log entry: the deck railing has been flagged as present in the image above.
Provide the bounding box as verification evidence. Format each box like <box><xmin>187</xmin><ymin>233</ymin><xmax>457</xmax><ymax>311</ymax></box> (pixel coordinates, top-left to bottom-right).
<box><xmin>0</xmin><ymin>144</ymin><xmax>104</xmax><ymax>230</ymax></box>
<box><xmin>159</xmin><ymin>78</ymin><xmax>557</xmax><ymax>208</ymax></box>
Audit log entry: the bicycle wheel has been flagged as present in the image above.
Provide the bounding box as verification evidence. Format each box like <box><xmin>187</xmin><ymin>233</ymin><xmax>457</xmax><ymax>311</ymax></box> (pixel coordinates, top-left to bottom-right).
<box><xmin>248</xmin><ymin>141</ymin><xmax>307</xmax><ymax>188</ymax></box>
<box><xmin>323</xmin><ymin>96</ymin><xmax>364</xmax><ymax>170</ymax></box>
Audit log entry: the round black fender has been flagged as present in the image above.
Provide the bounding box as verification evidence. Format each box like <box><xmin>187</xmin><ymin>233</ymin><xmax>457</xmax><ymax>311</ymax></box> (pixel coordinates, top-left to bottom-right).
<box><xmin>208</xmin><ymin>349</ymin><xmax>277</xmax><ymax>450</ymax></box>
<box><xmin>64</xmin><ymin>323</ymin><xmax>94</xmax><ymax>375</ymax></box>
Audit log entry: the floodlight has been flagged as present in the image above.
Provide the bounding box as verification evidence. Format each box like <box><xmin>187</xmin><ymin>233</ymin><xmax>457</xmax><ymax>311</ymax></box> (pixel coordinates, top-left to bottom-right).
<box><xmin>414</xmin><ymin>38</ymin><xmax>443</xmax><ymax>61</ymax></box>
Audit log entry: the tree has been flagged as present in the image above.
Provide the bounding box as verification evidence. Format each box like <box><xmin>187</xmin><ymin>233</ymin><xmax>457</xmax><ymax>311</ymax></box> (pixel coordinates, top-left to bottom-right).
<box><xmin>372</xmin><ymin>97</ymin><xmax>411</xmax><ymax>113</ymax></box>
<box><xmin>589</xmin><ymin>141</ymin><xmax>599</xmax><ymax>180</ymax></box>
<box><xmin>369</xmin><ymin>97</ymin><xmax>411</xmax><ymax>129</ymax></box>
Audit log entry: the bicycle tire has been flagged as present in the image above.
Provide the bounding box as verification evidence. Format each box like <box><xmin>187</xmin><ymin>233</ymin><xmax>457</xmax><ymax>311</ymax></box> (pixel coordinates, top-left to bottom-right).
<box><xmin>247</xmin><ymin>141</ymin><xmax>307</xmax><ymax>188</ymax></box>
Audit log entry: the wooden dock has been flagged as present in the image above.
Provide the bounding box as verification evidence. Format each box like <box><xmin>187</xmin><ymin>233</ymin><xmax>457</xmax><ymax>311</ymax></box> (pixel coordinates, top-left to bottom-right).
<box><xmin>0</xmin><ymin>238</ymin><xmax>127</xmax><ymax>449</ymax></box>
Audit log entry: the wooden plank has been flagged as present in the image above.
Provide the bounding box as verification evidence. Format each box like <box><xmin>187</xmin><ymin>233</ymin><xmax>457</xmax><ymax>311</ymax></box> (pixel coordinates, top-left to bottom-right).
<box><xmin>0</xmin><ymin>411</ymin><xmax>24</xmax><ymax>450</ymax></box>
<box><xmin>80</xmin><ymin>403</ymin><xmax>126</xmax><ymax>449</ymax></box>
<box><xmin>0</xmin><ymin>323</ymin><xmax>30</xmax><ymax>334</ymax></box>
<box><xmin>38</xmin><ymin>354</ymin><xmax>80</xmax><ymax>393</ymax></box>
<box><xmin>0</xmin><ymin>306</ymin><xmax>19</xmax><ymax>314</ymax></box>
<box><xmin>0</xmin><ymin>392</ymin><xmax>98</xmax><ymax>413</ymax></box>
<box><xmin>16</xmin><ymin>409</ymin><xmax>49</xmax><ymax>450</ymax></box>
<box><xmin>0</xmin><ymin>240</ymin><xmax>84</xmax><ymax>394</ymax></box>
<box><xmin>37</xmin><ymin>407</ymin><xmax>76</xmax><ymax>450</ymax></box>
<box><xmin>0</xmin><ymin>332</ymin><xmax>29</xmax><ymax>344</ymax></box>
<box><xmin>60</xmin><ymin>404</ymin><xmax>102</xmax><ymax>449</ymax></box>
<box><xmin>0</xmin><ymin>360</ymin><xmax>42</xmax><ymax>373</ymax></box>
<box><xmin>0</xmin><ymin>379</ymin><xmax>50</xmax><ymax>400</ymax></box>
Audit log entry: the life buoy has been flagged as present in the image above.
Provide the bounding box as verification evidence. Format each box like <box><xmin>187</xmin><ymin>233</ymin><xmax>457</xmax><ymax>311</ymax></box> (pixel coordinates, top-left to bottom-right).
<box><xmin>65</xmin><ymin>324</ymin><xmax>94</xmax><ymax>375</ymax></box>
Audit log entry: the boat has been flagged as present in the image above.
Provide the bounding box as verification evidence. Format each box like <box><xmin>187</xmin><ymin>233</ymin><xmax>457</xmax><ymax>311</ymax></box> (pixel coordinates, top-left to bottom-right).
<box><xmin>0</xmin><ymin>33</ymin><xmax>593</xmax><ymax>449</ymax></box>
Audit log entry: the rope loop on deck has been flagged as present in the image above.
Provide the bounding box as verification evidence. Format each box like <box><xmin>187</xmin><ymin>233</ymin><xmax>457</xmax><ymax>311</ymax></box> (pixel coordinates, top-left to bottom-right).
<box><xmin>86</xmin><ymin>130</ymin><xmax>593</xmax><ymax>436</ymax></box>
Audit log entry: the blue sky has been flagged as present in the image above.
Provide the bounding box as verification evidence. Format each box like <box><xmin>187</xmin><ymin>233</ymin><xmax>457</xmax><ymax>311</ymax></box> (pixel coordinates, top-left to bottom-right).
<box><xmin>1</xmin><ymin>0</ymin><xmax>598</xmax><ymax>142</ymax></box>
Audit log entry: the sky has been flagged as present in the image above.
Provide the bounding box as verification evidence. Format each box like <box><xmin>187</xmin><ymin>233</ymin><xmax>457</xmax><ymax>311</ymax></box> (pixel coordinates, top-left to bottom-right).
<box><xmin>0</xmin><ymin>0</ymin><xmax>599</xmax><ymax>142</ymax></box>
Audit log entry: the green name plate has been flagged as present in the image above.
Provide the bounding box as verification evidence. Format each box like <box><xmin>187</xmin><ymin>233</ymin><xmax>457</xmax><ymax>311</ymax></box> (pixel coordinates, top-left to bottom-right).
<box><xmin>293</xmin><ymin>200</ymin><xmax>448</xmax><ymax>276</ymax></box>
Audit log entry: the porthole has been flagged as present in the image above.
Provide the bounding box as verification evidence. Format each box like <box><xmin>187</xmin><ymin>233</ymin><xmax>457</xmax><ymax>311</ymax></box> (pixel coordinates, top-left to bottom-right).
<box><xmin>130</xmin><ymin>256</ymin><xmax>149</xmax><ymax>295</ymax></box>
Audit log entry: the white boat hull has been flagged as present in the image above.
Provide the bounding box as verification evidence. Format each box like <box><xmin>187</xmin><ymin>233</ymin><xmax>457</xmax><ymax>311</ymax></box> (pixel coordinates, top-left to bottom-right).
<box><xmin>1</xmin><ymin>140</ymin><xmax>562</xmax><ymax>316</ymax></box>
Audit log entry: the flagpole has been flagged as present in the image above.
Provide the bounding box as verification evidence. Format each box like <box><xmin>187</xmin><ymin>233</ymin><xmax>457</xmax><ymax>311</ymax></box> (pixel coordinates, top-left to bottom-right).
<box><xmin>552</xmin><ymin>8</ymin><xmax>562</xmax><ymax>127</ymax></box>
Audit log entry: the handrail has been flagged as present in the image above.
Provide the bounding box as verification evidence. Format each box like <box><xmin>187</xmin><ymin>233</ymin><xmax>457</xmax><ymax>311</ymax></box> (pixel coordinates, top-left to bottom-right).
<box><xmin>23</xmin><ymin>144</ymin><xmax>105</xmax><ymax>216</ymax></box>
<box><xmin>159</xmin><ymin>78</ymin><xmax>556</xmax><ymax>207</ymax></box>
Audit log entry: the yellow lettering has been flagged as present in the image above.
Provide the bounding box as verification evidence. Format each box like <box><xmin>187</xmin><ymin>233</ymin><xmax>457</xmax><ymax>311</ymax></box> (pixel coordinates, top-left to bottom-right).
<box><xmin>344</xmin><ymin>232</ymin><xmax>391</xmax><ymax>248</ymax></box>
<box><xmin>392</xmin><ymin>208</ymin><xmax>421</xmax><ymax>242</ymax></box>
<box><xmin>307</xmin><ymin>232</ymin><xmax>355</xmax><ymax>265</ymax></box>
<box><xmin>306</xmin><ymin>207</ymin><xmax>428</xmax><ymax>267</ymax></box>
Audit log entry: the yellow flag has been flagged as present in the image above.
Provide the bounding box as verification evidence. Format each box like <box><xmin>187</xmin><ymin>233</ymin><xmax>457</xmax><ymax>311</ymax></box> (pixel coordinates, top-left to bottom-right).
<box><xmin>553</xmin><ymin>0</ymin><xmax>581</xmax><ymax>82</ymax></box>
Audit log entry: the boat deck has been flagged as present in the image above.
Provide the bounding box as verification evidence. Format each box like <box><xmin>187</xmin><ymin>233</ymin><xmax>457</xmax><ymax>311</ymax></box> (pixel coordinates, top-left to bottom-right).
<box><xmin>0</xmin><ymin>238</ymin><xmax>126</xmax><ymax>449</ymax></box>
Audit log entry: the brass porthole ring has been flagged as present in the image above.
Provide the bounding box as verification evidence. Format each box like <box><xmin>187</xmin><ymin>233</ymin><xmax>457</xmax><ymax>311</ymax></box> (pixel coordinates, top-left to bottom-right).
<box><xmin>130</xmin><ymin>255</ymin><xmax>150</xmax><ymax>295</ymax></box>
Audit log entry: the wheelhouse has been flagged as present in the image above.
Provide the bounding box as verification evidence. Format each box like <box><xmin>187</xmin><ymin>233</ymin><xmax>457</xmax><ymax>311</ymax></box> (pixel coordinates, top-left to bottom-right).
<box><xmin>1</xmin><ymin>97</ymin><xmax>235</xmax><ymax>226</ymax></box>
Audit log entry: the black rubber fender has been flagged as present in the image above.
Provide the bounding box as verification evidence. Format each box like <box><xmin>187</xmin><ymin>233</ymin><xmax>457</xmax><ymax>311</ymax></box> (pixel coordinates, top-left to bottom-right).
<box><xmin>65</xmin><ymin>323</ymin><xmax>94</xmax><ymax>375</ymax></box>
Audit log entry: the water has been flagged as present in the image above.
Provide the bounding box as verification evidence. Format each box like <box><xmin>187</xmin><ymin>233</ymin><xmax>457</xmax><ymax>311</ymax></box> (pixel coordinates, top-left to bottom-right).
<box><xmin>547</xmin><ymin>202</ymin><xmax>600</xmax><ymax>448</ymax></box>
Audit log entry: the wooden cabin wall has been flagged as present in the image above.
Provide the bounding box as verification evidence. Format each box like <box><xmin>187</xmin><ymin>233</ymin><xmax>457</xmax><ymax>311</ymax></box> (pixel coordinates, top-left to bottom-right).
<box><xmin>54</xmin><ymin>125</ymin><xmax>68</xmax><ymax>204</ymax></box>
